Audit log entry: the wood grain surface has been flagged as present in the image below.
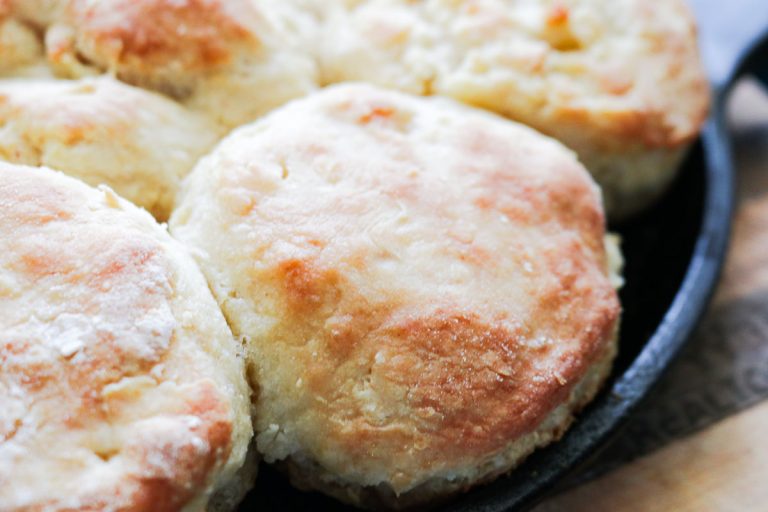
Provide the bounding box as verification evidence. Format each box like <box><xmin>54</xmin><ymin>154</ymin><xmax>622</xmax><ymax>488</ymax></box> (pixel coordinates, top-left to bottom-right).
<box><xmin>535</xmin><ymin>401</ymin><xmax>768</xmax><ymax>512</ymax></box>
<box><xmin>533</xmin><ymin>78</ymin><xmax>768</xmax><ymax>512</ymax></box>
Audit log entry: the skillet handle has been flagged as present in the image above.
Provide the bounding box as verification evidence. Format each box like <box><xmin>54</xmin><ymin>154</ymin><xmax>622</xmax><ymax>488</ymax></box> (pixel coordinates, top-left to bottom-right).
<box><xmin>689</xmin><ymin>0</ymin><xmax>768</xmax><ymax>90</ymax></box>
<box><xmin>741</xmin><ymin>32</ymin><xmax>768</xmax><ymax>89</ymax></box>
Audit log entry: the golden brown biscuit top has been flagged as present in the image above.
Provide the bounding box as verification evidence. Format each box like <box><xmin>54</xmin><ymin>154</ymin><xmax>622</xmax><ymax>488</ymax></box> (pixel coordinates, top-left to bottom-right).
<box><xmin>0</xmin><ymin>76</ymin><xmax>221</xmax><ymax>220</ymax></box>
<box><xmin>319</xmin><ymin>0</ymin><xmax>709</xmax><ymax>150</ymax></box>
<box><xmin>0</xmin><ymin>165</ymin><xmax>249</xmax><ymax>511</ymax></box>
<box><xmin>0</xmin><ymin>0</ymin><xmax>708</xmax><ymax>158</ymax></box>
<box><xmin>0</xmin><ymin>1</ymin><xmax>315</xmax><ymax>130</ymax></box>
<box><xmin>60</xmin><ymin>0</ymin><xmax>258</xmax><ymax>74</ymax></box>
<box><xmin>171</xmin><ymin>84</ymin><xmax>620</xmax><ymax>492</ymax></box>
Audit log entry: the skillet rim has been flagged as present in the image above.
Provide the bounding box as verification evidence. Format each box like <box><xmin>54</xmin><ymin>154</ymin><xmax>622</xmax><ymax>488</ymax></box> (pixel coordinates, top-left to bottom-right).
<box><xmin>442</xmin><ymin>88</ymin><xmax>737</xmax><ymax>512</ymax></box>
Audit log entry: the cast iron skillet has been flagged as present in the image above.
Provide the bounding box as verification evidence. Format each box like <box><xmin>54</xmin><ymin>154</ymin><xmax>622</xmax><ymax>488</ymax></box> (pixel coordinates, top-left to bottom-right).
<box><xmin>241</xmin><ymin>3</ymin><xmax>768</xmax><ymax>510</ymax></box>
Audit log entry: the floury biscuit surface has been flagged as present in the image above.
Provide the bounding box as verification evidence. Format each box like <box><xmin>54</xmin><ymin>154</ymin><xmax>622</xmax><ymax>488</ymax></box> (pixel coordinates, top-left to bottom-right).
<box><xmin>21</xmin><ymin>0</ymin><xmax>320</xmax><ymax>128</ymax></box>
<box><xmin>316</xmin><ymin>0</ymin><xmax>710</xmax><ymax>218</ymax></box>
<box><xmin>0</xmin><ymin>164</ymin><xmax>254</xmax><ymax>511</ymax></box>
<box><xmin>0</xmin><ymin>76</ymin><xmax>221</xmax><ymax>220</ymax></box>
<box><xmin>0</xmin><ymin>0</ymin><xmax>709</xmax><ymax>218</ymax></box>
<box><xmin>170</xmin><ymin>84</ymin><xmax>622</xmax><ymax>507</ymax></box>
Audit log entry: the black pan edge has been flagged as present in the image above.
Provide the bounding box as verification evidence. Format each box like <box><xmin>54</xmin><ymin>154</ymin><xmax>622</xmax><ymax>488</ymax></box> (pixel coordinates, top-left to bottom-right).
<box><xmin>444</xmin><ymin>105</ymin><xmax>735</xmax><ymax>512</ymax></box>
<box><xmin>446</xmin><ymin>28</ymin><xmax>768</xmax><ymax>510</ymax></box>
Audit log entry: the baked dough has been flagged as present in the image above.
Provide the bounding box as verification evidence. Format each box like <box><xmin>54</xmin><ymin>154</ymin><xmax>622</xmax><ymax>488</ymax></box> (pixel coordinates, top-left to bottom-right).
<box><xmin>1</xmin><ymin>0</ymin><xmax>708</xmax><ymax>218</ymax></box>
<box><xmin>0</xmin><ymin>1</ymin><xmax>46</xmax><ymax>76</ymax></box>
<box><xmin>317</xmin><ymin>0</ymin><xmax>710</xmax><ymax>219</ymax></box>
<box><xmin>42</xmin><ymin>0</ymin><xmax>319</xmax><ymax>128</ymax></box>
<box><xmin>0</xmin><ymin>76</ymin><xmax>221</xmax><ymax>220</ymax></box>
<box><xmin>0</xmin><ymin>163</ymin><xmax>254</xmax><ymax>511</ymax></box>
<box><xmin>170</xmin><ymin>84</ymin><xmax>622</xmax><ymax>507</ymax></box>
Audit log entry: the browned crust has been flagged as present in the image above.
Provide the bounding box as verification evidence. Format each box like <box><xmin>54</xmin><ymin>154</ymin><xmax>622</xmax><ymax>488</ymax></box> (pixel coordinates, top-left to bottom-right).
<box><xmin>0</xmin><ymin>165</ymin><xmax>239</xmax><ymax>511</ymax></box>
<box><xmin>281</xmin><ymin>335</ymin><xmax>618</xmax><ymax>510</ymax></box>
<box><xmin>61</xmin><ymin>0</ymin><xmax>258</xmax><ymax>74</ymax></box>
<box><xmin>169</xmin><ymin>84</ymin><xmax>621</xmax><ymax>504</ymax></box>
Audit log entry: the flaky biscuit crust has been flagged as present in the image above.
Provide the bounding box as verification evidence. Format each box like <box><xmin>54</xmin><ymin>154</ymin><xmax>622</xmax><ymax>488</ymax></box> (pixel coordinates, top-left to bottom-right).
<box><xmin>0</xmin><ymin>164</ymin><xmax>253</xmax><ymax>511</ymax></box>
<box><xmin>0</xmin><ymin>76</ymin><xmax>221</xmax><ymax>220</ymax></box>
<box><xmin>0</xmin><ymin>0</ymin><xmax>709</xmax><ymax>218</ymax></box>
<box><xmin>317</xmin><ymin>0</ymin><xmax>710</xmax><ymax>218</ymax></box>
<box><xmin>171</xmin><ymin>84</ymin><xmax>621</xmax><ymax>504</ymax></box>
<box><xmin>40</xmin><ymin>0</ymin><xmax>319</xmax><ymax>127</ymax></box>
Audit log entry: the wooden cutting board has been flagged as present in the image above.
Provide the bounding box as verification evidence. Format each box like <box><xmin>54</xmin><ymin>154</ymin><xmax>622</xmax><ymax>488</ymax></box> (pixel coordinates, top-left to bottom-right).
<box><xmin>533</xmin><ymin>78</ymin><xmax>768</xmax><ymax>512</ymax></box>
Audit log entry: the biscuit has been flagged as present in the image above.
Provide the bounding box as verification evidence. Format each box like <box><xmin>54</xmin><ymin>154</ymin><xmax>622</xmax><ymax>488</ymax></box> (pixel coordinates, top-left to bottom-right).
<box><xmin>41</xmin><ymin>0</ymin><xmax>319</xmax><ymax>128</ymax></box>
<box><xmin>0</xmin><ymin>163</ymin><xmax>254</xmax><ymax>511</ymax></box>
<box><xmin>0</xmin><ymin>1</ymin><xmax>46</xmax><ymax>76</ymax></box>
<box><xmin>317</xmin><ymin>0</ymin><xmax>710</xmax><ymax>219</ymax></box>
<box><xmin>0</xmin><ymin>76</ymin><xmax>221</xmax><ymax>220</ymax></box>
<box><xmin>170</xmin><ymin>84</ymin><xmax>622</xmax><ymax>507</ymax></box>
